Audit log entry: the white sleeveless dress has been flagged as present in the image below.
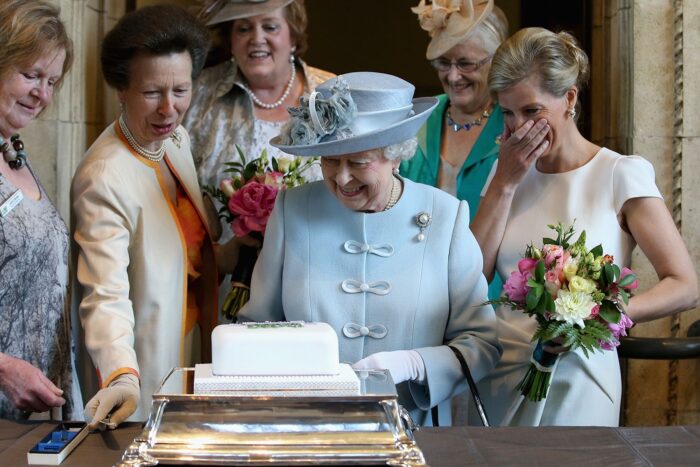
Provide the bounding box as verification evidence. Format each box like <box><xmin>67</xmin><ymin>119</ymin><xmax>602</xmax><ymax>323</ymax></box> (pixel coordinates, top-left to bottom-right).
<box><xmin>474</xmin><ymin>147</ymin><xmax>662</xmax><ymax>426</ymax></box>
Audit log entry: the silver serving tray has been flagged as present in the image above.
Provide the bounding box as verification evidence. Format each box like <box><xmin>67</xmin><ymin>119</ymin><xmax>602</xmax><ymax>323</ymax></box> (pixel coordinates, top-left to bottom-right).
<box><xmin>117</xmin><ymin>367</ymin><xmax>425</xmax><ymax>466</ymax></box>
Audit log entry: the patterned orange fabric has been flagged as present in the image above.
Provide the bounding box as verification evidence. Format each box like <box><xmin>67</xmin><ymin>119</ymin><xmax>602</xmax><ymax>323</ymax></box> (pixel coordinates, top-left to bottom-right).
<box><xmin>174</xmin><ymin>185</ymin><xmax>207</xmax><ymax>334</ymax></box>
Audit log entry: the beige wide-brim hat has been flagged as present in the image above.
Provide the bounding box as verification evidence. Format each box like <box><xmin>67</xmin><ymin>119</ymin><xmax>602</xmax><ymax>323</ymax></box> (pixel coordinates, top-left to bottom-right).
<box><xmin>199</xmin><ymin>0</ymin><xmax>293</xmax><ymax>26</ymax></box>
<box><xmin>413</xmin><ymin>0</ymin><xmax>494</xmax><ymax>60</ymax></box>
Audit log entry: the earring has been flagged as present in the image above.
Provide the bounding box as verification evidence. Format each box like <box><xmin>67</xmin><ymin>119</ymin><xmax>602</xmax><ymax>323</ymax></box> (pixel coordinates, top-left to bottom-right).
<box><xmin>289</xmin><ymin>46</ymin><xmax>296</xmax><ymax>63</ymax></box>
<box><xmin>567</xmin><ymin>108</ymin><xmax>576</xmax><ymax>119</ymax></box>
<box><xmin>392</xmin><ymin>167</ymin><xmax>399</xmax><ymax>175</ymax></box>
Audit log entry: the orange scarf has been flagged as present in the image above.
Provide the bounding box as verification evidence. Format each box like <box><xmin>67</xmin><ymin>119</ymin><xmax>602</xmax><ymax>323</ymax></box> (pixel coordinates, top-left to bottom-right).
<box><xmin>174</xmin><ymin>184</ymin><xmax>206</xmax><ymax>334</ymax></box>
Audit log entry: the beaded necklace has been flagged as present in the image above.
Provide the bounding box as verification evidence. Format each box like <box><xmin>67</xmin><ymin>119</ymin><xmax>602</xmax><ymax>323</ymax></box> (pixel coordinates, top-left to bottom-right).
<box><xmin>446</xmin><ymin>104</ymin><xmax>492</xmax><ymax>132</ymax></box>
<box><xmin>1</xmin><ymin>134</ymin><xmax>27</xmax><ymax>170</ymax></box>
<box><xmin>118</xmin><ymin>115</ymin><xmax>165</xmax><ymax>162</ymax></box>
<box><xmin>383</xmin><ymin>175</ymin><xmax>401</xmax><ymax>211</ymax></box>
<box><xmin>239</xmin><ymin>63</ymin><xmax>296</xmax><ymax>110</ymax></box>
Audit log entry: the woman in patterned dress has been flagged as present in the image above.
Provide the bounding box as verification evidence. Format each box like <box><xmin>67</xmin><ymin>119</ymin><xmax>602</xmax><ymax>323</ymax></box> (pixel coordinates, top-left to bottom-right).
<box><xmin>0</xmin><ymin>0</ymin><xmax>77</xmax><ymax>420</ymax></box>
<box><xmin>184</xmin><ymin>0</ymin><xmax>334</xmax><ymax>243</ymax></box>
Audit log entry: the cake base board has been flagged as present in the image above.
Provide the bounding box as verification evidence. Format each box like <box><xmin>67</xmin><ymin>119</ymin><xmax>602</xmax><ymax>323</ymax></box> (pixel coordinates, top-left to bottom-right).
<box><xmin>193</xmin><ymin>363</ymin><xmax>360</xmax><ymax>395</ymax></box>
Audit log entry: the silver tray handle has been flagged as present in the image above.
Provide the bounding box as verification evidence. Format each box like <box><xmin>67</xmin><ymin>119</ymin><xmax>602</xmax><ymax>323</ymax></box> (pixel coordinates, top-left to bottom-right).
<box><xmin>399</xmin><ymin>405</ymin><xmax>418</xmax><ymax>433</ymax></box>
<box><xmin>114</xmin><ymin>440</ymin><xmax>158</xmax><ymax>467</ymax></box>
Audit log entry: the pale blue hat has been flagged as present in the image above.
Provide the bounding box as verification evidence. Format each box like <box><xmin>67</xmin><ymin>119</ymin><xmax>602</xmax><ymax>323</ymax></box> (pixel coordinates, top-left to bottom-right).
<box><xmin>271</xmin><ymin>72</ymin><xmax>438</xmax><ymax>157</ymax></box>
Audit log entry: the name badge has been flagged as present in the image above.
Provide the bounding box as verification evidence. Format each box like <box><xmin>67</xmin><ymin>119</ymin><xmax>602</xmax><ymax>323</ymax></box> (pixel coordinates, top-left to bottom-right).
<box><xmin>0</xmin><ymin>189</ymin><xmax>24</xmax><ymax>218</ymax></box>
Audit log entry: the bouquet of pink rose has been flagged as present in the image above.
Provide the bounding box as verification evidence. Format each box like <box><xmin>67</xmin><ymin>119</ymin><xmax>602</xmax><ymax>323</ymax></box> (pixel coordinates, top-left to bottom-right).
<box><xmin>206</xmin><ymin>146</ymin><xmax>316</xmax><ymax>320</ymax></box>
<box><xmin>489</xmin><ymin>222</ymin><xmax>637</xmax><ymax>402</ymax></box>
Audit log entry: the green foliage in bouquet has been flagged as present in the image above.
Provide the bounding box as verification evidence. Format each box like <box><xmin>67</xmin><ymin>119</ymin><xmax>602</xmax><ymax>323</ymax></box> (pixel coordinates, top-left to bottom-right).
<box><xmin>205</xmin><ymin>145</ymin><xmax>317</xmax><ymax>320</ymax></box>
<box><xmin>487</xmin><ymin>222</ymin><xmax>637</xmax><ymax>401</ymax></box>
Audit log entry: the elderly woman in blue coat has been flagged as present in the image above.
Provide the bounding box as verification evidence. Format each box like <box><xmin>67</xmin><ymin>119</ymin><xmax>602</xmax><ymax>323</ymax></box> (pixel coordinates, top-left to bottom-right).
<box><xmin>238</xmin><ymin>72</ymin><xmax>501</xmax><ymax>425</ymax></box>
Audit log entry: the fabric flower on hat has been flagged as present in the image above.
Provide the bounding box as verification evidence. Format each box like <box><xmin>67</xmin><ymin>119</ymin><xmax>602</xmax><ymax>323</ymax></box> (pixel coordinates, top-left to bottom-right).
<box><xmin>279</xmin><ymin>76</ymin><xmax>357</xmax><ymax>146</ymax></box>
<box><xmin>411</xmin><ymin>0</ymin><xmax>462</xmax><ymax>37</ymax></box>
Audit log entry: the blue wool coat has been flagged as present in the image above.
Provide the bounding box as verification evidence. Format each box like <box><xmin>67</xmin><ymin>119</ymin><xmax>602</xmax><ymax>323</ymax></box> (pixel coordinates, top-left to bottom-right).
<box><xmin>239</xmin><ymin>178</ymin><xmax>501</xmax><ymax>425</ymax></box>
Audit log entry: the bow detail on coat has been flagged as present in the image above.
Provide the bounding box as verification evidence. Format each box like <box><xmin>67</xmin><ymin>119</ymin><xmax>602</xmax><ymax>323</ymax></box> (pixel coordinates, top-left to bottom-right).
<box><xmin>343</xmin><ymin>240</ymin><xmax>394</xmax><ymax>257</ymax></box>
<box><xmin>341</xmin><ymin>279</ymin><xmax>391</xmax><ymax>295</ymax></box>
<box><xmin>342</xmin><ymin>323</ymin><xmax>388</xmax><ymax>339</ymax></box>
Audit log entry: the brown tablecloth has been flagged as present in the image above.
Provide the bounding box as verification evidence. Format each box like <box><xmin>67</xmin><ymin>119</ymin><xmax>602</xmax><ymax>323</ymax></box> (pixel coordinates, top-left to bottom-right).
<box><xmin>3</xmin><ymin>419</ymin><xmax>700</xmax><ymax>466</ymax></box>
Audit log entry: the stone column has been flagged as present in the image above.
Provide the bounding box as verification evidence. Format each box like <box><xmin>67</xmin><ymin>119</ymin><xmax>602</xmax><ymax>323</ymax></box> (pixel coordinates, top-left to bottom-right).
<box><xmin>23</xmin><ymin>0</ymin><xmax>125</xmax><ymax>220</ymax></box>
<box><xmin>625</xmin><ymin>0</ymin><xmax>700</xmax><ymax>426</ymax></box>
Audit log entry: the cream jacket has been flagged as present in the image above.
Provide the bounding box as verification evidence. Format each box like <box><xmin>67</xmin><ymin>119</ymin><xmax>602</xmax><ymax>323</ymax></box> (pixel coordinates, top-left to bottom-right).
<box><xmin>71</xmin><ymin>123</ymin><xmax>218</xmax><ymax>420</ymax></box>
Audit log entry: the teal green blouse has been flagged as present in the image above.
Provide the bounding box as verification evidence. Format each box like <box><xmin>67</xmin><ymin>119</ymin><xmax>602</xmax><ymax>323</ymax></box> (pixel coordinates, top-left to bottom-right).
<box><xmin>400</xmin><ymin>94</ymin><xmax>503</xmax><ymax>299</ymax></box>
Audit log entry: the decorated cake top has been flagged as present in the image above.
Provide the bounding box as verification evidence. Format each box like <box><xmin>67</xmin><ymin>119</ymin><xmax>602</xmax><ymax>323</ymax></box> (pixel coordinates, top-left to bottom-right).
<box><xmin>211</xmin><ymin>321</ymin><xmax>340</xmax><ymax>376</ymax></box>
<box><xmin>244</xmin><ymin>321</ymin><xmax>304</xmax><ymax>329</ymax></box>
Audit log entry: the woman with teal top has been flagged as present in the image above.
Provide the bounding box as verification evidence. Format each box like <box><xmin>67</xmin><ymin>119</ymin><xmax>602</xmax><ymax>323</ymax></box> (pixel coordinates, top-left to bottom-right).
<box><xmin>404</xmin><ymin>0</ymin><xmax>508</xmax><ymax>299</ymax></box>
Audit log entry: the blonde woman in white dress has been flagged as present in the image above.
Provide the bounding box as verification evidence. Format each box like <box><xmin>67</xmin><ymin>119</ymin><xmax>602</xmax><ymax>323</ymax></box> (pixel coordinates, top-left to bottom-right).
<box><xmin>471</xmin><ymin>27</ymin><xmax>698</xmax><ymax>426</ymax></box>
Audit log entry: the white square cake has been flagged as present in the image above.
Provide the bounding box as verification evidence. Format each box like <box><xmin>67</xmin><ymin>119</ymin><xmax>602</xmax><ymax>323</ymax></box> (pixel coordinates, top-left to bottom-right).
<box><xmin>211</xmin><ymin>321</ymin><xmax>340</xmax><ymax>376</ymax></box>
<box><xmin>198</xmin><ymin>321</ymin><xmax>359</xmax><ymax>396</ymax></box>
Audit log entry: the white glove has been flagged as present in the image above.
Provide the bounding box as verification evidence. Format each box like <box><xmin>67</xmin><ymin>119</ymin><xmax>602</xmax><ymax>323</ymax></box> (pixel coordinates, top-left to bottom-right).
<box><xmin>352</xmin><ymin>350</ymin><xmax>426</xmax><ymax>384</ymax></box>
<box><xmin>84</xmin><ymin>373</ymin><xmax>140</xmax><ymax>430</ymax></box>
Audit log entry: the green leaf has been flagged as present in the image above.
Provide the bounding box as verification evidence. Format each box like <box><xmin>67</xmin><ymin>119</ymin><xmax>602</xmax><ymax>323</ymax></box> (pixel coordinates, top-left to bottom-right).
<box><xmin>618</xmin><ymin>288</ymin><xmax>630</xmax><ymax>305</ymax></box>
<box><xmin>590</xmin><ymin>244</ymin><xmax>603</xmax><ymax>257</ymax></box>
<box><xmin>618</xmin><ymin>273</ymin><xmax>636</xmax><ymax>287</ymax></box>
<box><xmin>544</xmin><ymin>292</ymin><xmax>556</xmax><ymax>313</ymax></box>
<box><xmin>543</xmin><ymin>237</ymin><xmax>557</xmax><ymax>245</ymax></box>
<box><xmin>598</xmin><ymin>300</ymin><xmax>621</xmax><ymax>324</ymax></box>
<box><xmin>235</xmin><ymin>144</ymin><xmax>247</xmax><ymax>163</ymax></box>
<box><xmin>526</xmin><ymin>286</ymin><xmax>543</xmax><ymax>311</ymax></box>
<box><xmin>612</xmin><ymin>264</ymin><xmax>620</xmax><ymax>281</ymax></box>
<box><xmin>603</xmin><ymin>264</ymin><xmax>614</xmax><ymax>284</ymax></box>
<box><xmin>535</xmin><ymin>260</ymin><xmax>545</xmax><ymax>282</ymax></box>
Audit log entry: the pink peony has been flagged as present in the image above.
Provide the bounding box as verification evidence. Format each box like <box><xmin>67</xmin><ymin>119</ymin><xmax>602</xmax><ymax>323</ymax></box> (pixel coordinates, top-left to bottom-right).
<box><xmin>600</xmin><ymin>312</ymin><xmax>634</xmax><ymax>350</ymax></box>
<box><xmin>543</xmin><ymin>244</ymin><xmax>564</xmax><ymax>268</ymax></box>
<box><xmin>589</xmin><ymin>304</ymin><xmax>600</xmax><ymax>317</ymax></box>
<box><xmin>544</xmin><ymin>269</ymin><xmax>561</xmax><ymax>296</ymax></box>
<box><xmin>503</xmin><ymin>271</ymin><xmax>530</xmax><ymax>303</ymax></box>
<box><xmin>620</xmin><ymin>267</ymin><xmax>639</xmax><ymax>290</ymax></box>
<box><xmin>228</xmin><ymin>181</ymin><xmax>279</xmax><ymax>236</ymax></box>
<box><xmin>518</xmin><ymin>257</ymin><xmax>538</xmax><ymax>276</ymax></box>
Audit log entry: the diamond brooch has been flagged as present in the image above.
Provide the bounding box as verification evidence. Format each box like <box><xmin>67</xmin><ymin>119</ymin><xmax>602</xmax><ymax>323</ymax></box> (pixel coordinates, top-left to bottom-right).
<box><xmin>415</xmin><ymin>211</ymin><xmax>432</xmax><ymax>242</ymax></box>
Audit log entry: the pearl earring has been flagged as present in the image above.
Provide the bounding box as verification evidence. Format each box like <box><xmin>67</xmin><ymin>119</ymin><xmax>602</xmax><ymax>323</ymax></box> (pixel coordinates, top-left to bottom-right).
<box><xmin>567</xmin><ymin>108</ymin><xmax>576</xmax><ymax>119</ymax></box>
<box><xmin>290</xmin><ymin>47</ymin><xmax>296</xmax><ymax>63</ymax></box>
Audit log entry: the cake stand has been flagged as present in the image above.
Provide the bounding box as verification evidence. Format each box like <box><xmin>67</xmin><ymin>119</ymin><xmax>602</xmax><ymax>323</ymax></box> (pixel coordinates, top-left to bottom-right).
<box><xmin>116</xmin><ymin>367</ymin><xmax>426</xmax><ymax>466</ymax></box>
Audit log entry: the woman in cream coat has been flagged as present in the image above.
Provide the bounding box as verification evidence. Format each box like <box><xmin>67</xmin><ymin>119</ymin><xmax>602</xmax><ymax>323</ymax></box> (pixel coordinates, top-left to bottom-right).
<box><xmin>72</xmin><ymin>6</ymin><xmax>241</xmax><ymax>428</ymax></box>
<box><xmin>239</xmin><ymin>72</ymin><xmax>501</xmax><ymax>425</ymax></box>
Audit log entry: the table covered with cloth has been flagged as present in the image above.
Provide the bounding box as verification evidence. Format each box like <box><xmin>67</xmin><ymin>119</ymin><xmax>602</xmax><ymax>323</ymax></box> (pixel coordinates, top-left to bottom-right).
<box><xmin>2</xmin><ymin>419</ymin><xmax>699</xmax><ymax>466</ymax></box>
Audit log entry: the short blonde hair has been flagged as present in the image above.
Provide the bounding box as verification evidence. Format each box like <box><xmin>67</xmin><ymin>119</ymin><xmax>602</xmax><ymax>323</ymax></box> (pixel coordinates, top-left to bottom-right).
<box><xmin>0</xmin><ymin>0</ymin><xmax>73</xmax><ymax>88</ymax></box>
<box><xmin>489</xmin><ymin>27</ymin><xmax>589</xmax><ymax>102</ymax></box>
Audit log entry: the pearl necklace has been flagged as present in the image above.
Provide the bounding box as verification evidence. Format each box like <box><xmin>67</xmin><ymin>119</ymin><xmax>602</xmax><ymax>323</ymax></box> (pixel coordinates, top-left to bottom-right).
<box><xmin>0</xmin><ymin>134</ymin><xmax>27</xmax><ymax>170</ymax></box>
<box><xmin>239</xmin><ymin>63</ymin><xmax>296</xmax><ymax>110</ymax></box>
<box><xmin>446</xmin><ymin>104</ymin><xmax>492</xmax><ymax>132</ymax></box>
<box><xmin>118</xmin><ymin>115</ymin><xmax>165</xmax><ymax>162</ymax></box>
<box><xmin>383</xmin><ymin>175</ymin><xmax>401</xmax><ymax>211</ymax></box>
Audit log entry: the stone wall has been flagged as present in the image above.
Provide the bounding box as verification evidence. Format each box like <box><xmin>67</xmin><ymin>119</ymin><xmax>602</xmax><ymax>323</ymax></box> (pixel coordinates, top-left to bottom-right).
<box><xmin>624</xmin><ymin>0</ymin><xmax>700</xmax><ymax>426</ymax></box>
<box><xmin>24</xmin><ymin>0</ymin><xmax>124</xmax><ymax>220</ymax></box>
